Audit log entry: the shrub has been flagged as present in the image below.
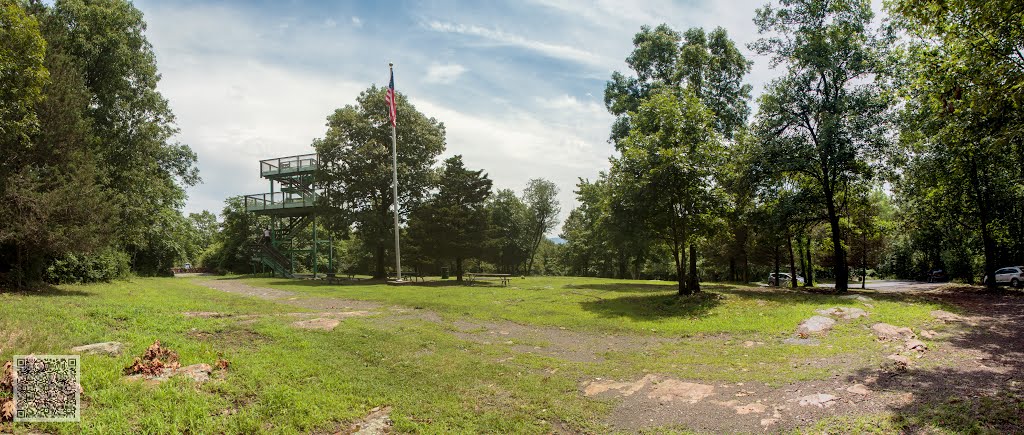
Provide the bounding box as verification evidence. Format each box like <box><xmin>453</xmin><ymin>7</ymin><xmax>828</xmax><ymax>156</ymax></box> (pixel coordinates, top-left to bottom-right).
<box><xmin>45</xmin><ymin>249</ymin><xmax>130</xmax><ymax>284</ymax></box>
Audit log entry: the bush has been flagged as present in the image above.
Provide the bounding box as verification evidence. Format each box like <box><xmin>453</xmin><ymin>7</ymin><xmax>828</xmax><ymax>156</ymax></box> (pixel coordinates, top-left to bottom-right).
<box><xmin>45</xmin><ymin>249</ymin><xmax>130</xmax><ymax>284</ymax></box>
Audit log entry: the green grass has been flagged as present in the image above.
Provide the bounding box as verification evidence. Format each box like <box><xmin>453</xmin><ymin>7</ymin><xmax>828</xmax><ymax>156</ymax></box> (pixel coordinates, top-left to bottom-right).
<box><xmin>0</xmin><ymin>275</ymin><xmax>967</xmax><ymax>433</ymax></box>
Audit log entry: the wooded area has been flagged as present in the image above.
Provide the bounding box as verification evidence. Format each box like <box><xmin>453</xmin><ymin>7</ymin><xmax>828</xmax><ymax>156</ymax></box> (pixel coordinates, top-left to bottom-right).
<box><xmin>2</xmin><ymin>0</ymin><xmax>1023</xmax><ymax>294</ymax></box>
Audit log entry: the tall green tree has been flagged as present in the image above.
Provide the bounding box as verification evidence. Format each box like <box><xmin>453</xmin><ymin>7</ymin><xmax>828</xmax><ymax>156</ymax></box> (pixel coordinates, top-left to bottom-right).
<box><xmin>315</xmin><ymin>85</ymin><xmax>446</xmax><ymax>278</ymax></box>
<box><xmin>610</xmin><ymin>89</ymin><xmax>723</xmax><ymax>295</ymax></box>
<box><xmin>750</xmin><ymin>0</ymin><xmax>891</xmax><ymax>291</ymax></box>
<box><xmin>484</xmin><ymin>188</ymin><xmax>531</xmax><ymax>274</ymax></box>
<box><xmin>41</xmin><ymin>0</ymin><xmax>199</xmax><ymax>274</ymax></box>
<box><xmin>407</xmin><ymin>155</ymin><xmax>492</xmax><ymax>282</ymax></box>
<box><xmin>889</xmin><ymin>0</ymin><xmax>1024</xmax><ymax>288</ymax></box>
<box><xmin>522</xmin><ymin>178</ymin><xmax>560</xmax><ymax>275</ymax></box>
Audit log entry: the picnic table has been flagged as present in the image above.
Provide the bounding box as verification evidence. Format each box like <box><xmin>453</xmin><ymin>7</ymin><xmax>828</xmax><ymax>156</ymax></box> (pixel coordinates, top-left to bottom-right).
<box><xmin>388</xmin><ymin>272</ymin><xmax>426</xmax><ymax>282</ymax></box>
<box><xmin>466</xmin><ymin>273</ymin><xmax>512</xmax><ymax>286</ymax></box>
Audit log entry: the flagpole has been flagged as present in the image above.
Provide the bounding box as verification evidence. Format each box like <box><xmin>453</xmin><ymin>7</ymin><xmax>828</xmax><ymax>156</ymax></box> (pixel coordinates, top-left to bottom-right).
<box><xmin>389</xmin><ymin>62</ymin><xmax>402</xmax><ymax>282</ymax></box>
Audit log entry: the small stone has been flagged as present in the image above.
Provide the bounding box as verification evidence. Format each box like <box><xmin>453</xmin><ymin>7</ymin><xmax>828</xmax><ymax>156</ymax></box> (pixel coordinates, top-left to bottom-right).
<box><xmin>796</xmin><ymin>316</ymin><xmax>836</xmax><ymax>336</ymax></box>
<box><xmin>920</xmin><ymin>330</ymin><xmax>938</xmax><ymax>339</ymax></box>
<box><xmin>905</xmin><ymin>339</ymin><xmax>928</xmax><ymax>352</ymax></box>
<box><xmin>872</xmin><ymin>323</ymin><xmax>916</xmax><ymax>341</ymax></box>
<box><xmin>846</xmin><ymin>384</ymin><xmax>870</xmax><ymax>395</ymax></box>
<box><xmin>71</xmin><ymin>341</ymin><xmax>124</xmax><ymax>356</ymax></box>
<box><xmin>931</xmin><ymin>310</ymin><xmax>965</xmax><ymax>323</ymax></box>
<box><xmin>887</xmin><ymin>354</ymin><xmax>911</xmax><ymax>364</ymax></box>
<box><xmin>816</xmin><ymin>307</ymin><xmax>869</xmax><ymax>320</ymax></box>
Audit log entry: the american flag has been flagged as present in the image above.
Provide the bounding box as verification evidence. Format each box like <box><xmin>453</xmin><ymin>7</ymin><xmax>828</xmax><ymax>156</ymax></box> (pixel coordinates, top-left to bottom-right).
<box><xmin>385</xmin><ymin>68</ymin><xmax>397</xmax><ymax>127</ymax></box>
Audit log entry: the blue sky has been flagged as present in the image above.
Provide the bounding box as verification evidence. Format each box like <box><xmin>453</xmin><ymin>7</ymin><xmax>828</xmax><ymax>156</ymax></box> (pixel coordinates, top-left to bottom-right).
<box><xmin>134</xmin><ymin>0</ymin><xmax>880</xmax><ymax>233</ymax></box>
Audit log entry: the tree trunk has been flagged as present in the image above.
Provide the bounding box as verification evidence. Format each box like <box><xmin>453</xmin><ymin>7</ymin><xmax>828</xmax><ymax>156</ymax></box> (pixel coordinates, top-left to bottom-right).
<box><xmin>805</xmin><ymin>237</ymin><xmax>814</xmax><ymax>287</ymax></box>
<box><xmin>825</xmin><ymin>195</ymin><xmax>848</xmax><ymax>292</ymax></box>
<box><xmin>687</xmin><ymin>244</ymin><xmax>700</xmax><ymax>293</ymax></box>
<box><xmin>788</xmin><ymin>235</ymin><xmax>797</xmax><ymax>288</ymax></box>
<box><xmin>862</xmin><ymin>232</ymin><xmax>868</xmax><ymax>290</ymax></box>
<box><xmin>456</xmin><ymin>256</ymin><xmax>463</xmax><ymax>283</ymax></box>
<box><xmin>798</xmin><ymin>235</ymin><xmax>808</xmax><ymax>287</ymax></box>
<box><xmin>374</xmin><ymin>244</ymin><xmax>386</xmax><ymax>279</ymax></box>
<box><xmin>773</xmin><ymin>244</ymin><xmax>781</xmax><ymax>287</ymax></box>
<box><xmin>729</xmin><ymin>257</ymin><xmax>736</xmax><ymax>282</ymax></box>
<box><xmin>673</xmin><ymin>242</ymin><xmax>689</xmax><ymax>296</ymax></box>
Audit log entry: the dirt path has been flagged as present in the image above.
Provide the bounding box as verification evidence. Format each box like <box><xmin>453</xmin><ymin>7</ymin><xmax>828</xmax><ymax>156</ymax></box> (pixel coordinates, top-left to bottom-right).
<box><xmin>192</xmin><ymin>279</ymin><xmax>1023</xmax><ymax>433</ymax></box>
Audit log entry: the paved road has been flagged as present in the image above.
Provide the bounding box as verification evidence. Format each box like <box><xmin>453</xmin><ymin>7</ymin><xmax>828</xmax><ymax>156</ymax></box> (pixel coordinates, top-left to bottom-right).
<box><xmin>815</xmin><ymin>280</ymin><xmax>945</xmax><ymax>293</ymax></box>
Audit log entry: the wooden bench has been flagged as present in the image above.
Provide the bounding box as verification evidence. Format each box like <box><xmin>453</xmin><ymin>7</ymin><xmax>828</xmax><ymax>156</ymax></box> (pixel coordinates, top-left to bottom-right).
<box><xmin>466</xmin><ymin>273</ymin><xmax>512</xmax><ymax>286</ymax></box>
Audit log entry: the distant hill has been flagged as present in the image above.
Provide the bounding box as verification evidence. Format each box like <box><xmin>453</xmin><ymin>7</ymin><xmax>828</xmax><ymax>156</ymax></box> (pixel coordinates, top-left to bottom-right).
<box><xmin>548</xmin><ymin>237</ymin><xmax>566</xmax><ymax>245</ymax></box>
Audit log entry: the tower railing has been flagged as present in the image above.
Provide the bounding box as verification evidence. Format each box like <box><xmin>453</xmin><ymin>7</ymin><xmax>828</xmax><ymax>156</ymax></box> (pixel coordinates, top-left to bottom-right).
<box><xmin>260</xmin><ymin>154</ymin><xmax>317</xmax><ymax>177</ymax></box>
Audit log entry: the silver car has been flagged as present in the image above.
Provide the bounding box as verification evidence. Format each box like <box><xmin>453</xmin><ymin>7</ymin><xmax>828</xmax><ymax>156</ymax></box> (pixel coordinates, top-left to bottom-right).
<box><xmin>982</xmin><ymin>266</ymin><xmax>1024</xmax><ymax>288</ymax></box>
<box><xmin>768</xmin><ymin>272</ymin><xmax>805</xmax><ymax>286</ymax></box>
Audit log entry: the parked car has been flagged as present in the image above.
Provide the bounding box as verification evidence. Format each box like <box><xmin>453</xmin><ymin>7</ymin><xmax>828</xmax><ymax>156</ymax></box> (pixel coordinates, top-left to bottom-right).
<box><xmin>768</xmin><ymin>272</ymin><xmax>805</xmax><ymax>286</ymax></box>
<box><xmin>926</xmin><ymin>269</ymin><xmax>947</xmax><ymax>283</ymax></box>
<box><xmin>981</xmin><ymin>266</ymin><xmax>1024</xmax><ymax>288</ymax></box>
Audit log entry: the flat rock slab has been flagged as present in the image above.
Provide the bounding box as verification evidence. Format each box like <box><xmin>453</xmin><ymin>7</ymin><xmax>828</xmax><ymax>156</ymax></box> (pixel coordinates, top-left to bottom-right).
<box><xmin>292</xmin><ymin>318</ymin><xmax>341</xmax><ymax>330</ymax></box>
<box><xmin>839</xmin><ymin>295</ymin><xmax>872</xmax><ymax>302</ymax></box>
<box><xmin>797</xmin><ymin>393</ymin><xmax>836</xmax><ymax>408</ymax></box>
<box><xmin>783</xmin><ymin>337</ymin><xmax>820</xmax><ymax>346</ymax></box>
<box><xmin>846</xmin><ymin>384</ymin><xmax>870</xmax><ymax>395</ymax></box>
<box><xmin>871</xmin><ymin>323</ymin><xmax>916</xmax><ymax>341</ymax></box>
<box><xmin>71</xmin><ymin>342</ymin><xmax>124</xmax><ymax>356</ymax></box>
<box><xmin>583</xmin><ymin>375</ymin><xmax>657</xmax><ymax>397</ymax></box>
<box><xmin>815</xmin><ymin>307</ymin><xmax>869</xmax><ymax>320</ymax></box>
<box><xmin>646</xmin><ymin>379</ymin><xmax>715</xmax><ymax>404</ymax></box>
<box><xmin>905</xmin><ymin>339</ymin><xmax>928</xmax><ymax>352</ymax></box>
<box><xmin>796</xmin><ymin>316</ymin><xmax>836</xmax><ymax>336</ymax></box>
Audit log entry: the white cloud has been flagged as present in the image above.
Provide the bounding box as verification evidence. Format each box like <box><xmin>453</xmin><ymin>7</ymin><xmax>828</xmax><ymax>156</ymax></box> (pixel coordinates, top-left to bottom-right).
<box><xmin>324</xmin><ymin>18</ymin><xmax>337</xmax><ymax>28</ymax></box>
<box><xmin>424</xmin><ymin>63</ymin><xmax>467</xmax><ymax>84</ymax></box>
<box><xmin>425</xmin><ymin>20</ymin><xmax>609</xmax><ymax>69</ymax></box>
<box><xmin>351</xmin><ymin>16</ymin><xmax>362</xmax><ymax>28</ymax></box>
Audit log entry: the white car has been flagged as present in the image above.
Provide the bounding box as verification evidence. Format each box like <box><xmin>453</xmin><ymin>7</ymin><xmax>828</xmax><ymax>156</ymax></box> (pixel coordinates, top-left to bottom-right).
<box><xmin>768</xmin><ymin>273</ymin><xmax>805</xmax><ymax>286</ymax></box>
<box><xmin>982</xmin><ymin>266</ymin><xmax>1024</xmax><ymax>288</ymax></box>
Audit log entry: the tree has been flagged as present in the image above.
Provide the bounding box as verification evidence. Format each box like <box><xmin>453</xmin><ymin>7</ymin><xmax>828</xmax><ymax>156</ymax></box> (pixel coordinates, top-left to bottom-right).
<box><xmin>406</xmin><ymin>155</ymin><xmax>492</xmax><ymax>282</ymax></box>
<box><xmin>522</xmin><ymin>178</ymin><xmax>560</xmax><ymax>275</ymax></box>
<box><xmin>610</xmin><ymin>89</ymin><xmax>723</xmax><ymax>295</ymax></box>
<box><xmin>606</xmin><ymin>25</ymin><xmax>752</xmax><ymax>144</ymax></box>
<box><xmin>41</xmin><ymin>0</ymin><xmax>199</xmax><ymax>274</ymax></box>
<box><xmin>750</xmin><ymin>0</ymin><xmax>891</xmax><ymax>292</ymax></box>
<box><xmin>483</xmin><ymin>188</ymin><xmax>531</xmax><ymax>274</ymax></box>
<box><xmin>889</xmin><ymin>0</ymin><xmax>1024</xmax><ymax>288</ymax></box>
<box><xmin>315</xmin><ymin>85</ymin><xmax>446</xmax><ymax>278</ymax></box>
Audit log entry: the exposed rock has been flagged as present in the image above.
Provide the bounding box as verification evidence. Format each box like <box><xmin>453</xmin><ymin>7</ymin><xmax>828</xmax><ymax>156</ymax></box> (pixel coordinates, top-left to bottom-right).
<box><xmin>798</xmin><ymin>393</ymin><xmax>836</xmax><ymax>408</ymax></box>
<box><xmin>646</xmin><ymin>379</ymin><xmax>715</xmax><ymax>404</ymax></box>
<box><xmin>783</xmin><ymin>337</ymin><xmax>820</xmax><ymax>346</ymax></box>
<box><xmin>884</xmin><ymin>354</ymin><xmax>911</xmax><ymax>372</ymax></box>
<box><xmin>350</xmin><ymin>406</ymin><xmax>392</xmax><ymax>435</ymax></box>
<box><xmin>796</xmin><ymin>316</ymin><xmax>836</xmax><ymax>336</ymax></box>
<box><xmin>71</xmin><ymin>341</ymin><xmax>124</xmax><ymax>356</ymax></box>
<box><xmin>871</xmin><ymin>323</ymin><xmax>916</xmax><ymax>341</ymax></box>
<box><xmin>816</xmin><ymin>307</ymin><xmax>869</xmax><ymax>320</ymax></box>
<box><xmin>582</xmin><ymin>374</ymin><xmax>656</xmax><ymax>397</ymax></box>
<box><xmin>931</xmin><ymin>310</ymin><xmax>965</xmax><ymax>323</ymax></box>
<box><xmin>887</xmin><ymin>354</ymin><xmax>911</xmax><ymax>364</ymax></box>
<box><xmin>760</xmin><ymin>417</ymin><xmax>780</xmax><ymax>427</ymax></box>
<box><xmin>905</xmin><ymin>339</ymin><xmax>928</xmax><ymax>352</ymax></box>
<box><xmin>920</xmin><ymin>329</ymin><xmax>938</xmax><ymax>339</ymax></box>
<box><xmin>291</xmin><ymin>318</ymin><xmax>340</xmax><ymax>330</ymax></box>
<box><xmin>846</xmin><ymin>384</ymin><xmax>870</xmax><ymax>395</ymax></box>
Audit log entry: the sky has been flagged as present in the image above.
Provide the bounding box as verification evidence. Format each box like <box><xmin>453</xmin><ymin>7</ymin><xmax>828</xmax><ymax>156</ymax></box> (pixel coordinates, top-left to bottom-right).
<box><xmin>134</xmin><ymin>0</ymin><xmax>878</xmax><ymax>234</ymax></box>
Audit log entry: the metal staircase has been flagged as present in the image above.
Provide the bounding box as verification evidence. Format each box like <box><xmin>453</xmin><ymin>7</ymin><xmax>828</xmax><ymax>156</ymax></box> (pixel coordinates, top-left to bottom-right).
<box><xmin>244</xmin><ymin>153</ymin><xmax>333</xmax><ymax>278</ymax></box>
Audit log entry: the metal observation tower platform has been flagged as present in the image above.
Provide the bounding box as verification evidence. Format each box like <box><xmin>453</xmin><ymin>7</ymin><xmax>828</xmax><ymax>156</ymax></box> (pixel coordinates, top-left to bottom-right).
<box><xmin>244</xmin><ymin>153</ymin><xmax>332</xmax><ymax>278</ymax></box>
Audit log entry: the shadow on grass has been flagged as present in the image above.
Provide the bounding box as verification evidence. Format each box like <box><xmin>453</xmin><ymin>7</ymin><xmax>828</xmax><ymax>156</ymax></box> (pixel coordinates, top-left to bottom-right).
<box><xmin>0</xmin><ymin>284</ymin><xmax>92</xmax><ymax>297</ymax></box>
<box><xmin>840</xmin><ymin>290</ymin><xmax>1024</xmax><ymax>433</ymax></box>
<box><xmin>259</xmin><ymin>278</ymin><xmax>509</xmax><ymax>289</ymax></box>
<box><xmin>579</xmin><ymin>292</ymin><xmax>722</xmax><ymax>320</ymax></box>
<box><xmin>564</xmin><ymin>282</ymin><xmax>738</xmax><ymax>293</ymax></box>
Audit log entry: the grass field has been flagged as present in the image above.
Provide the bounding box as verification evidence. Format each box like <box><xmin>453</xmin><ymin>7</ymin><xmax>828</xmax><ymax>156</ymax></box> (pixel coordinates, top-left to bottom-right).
<box><xmin>1</xmin><ymin>275</ymin><xmax>1011</xmax><ymax>434</ymax></box>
